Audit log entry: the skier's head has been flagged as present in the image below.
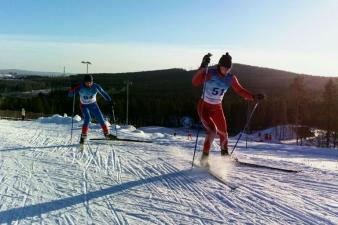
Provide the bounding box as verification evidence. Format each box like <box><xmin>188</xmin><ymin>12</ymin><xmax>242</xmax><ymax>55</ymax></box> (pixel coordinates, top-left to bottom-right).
<box><xmin>218</xmin><ymin>52</ymin><xmax>232</xmax><ymax>75</ymax></box>
<box><xmin>83</xmin><ymin>74</ymin><xmax>93</xmax><ymax>87</ymax></box>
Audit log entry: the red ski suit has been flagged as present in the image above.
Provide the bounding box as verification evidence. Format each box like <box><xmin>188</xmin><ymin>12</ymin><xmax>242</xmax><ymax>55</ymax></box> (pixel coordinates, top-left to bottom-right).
<box><xmin>192</xmin><ymin>67</ymin><xmax>253</xmax><ymax>153</ymax></box>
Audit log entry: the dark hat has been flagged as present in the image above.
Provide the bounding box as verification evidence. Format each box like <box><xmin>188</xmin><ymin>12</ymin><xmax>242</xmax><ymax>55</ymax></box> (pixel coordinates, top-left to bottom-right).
<box><xmin>218</xmin><ymin>52</ymin><xmax>232</xmax><ymax>68</ymax></box>
<box><xmin>84</xmin><ymin>74</ymin><xmax>93</xmax><ymax>83</ymax></box>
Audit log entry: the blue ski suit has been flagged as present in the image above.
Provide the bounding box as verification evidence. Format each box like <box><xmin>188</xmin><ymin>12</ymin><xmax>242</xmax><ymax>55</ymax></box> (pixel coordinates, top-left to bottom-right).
<box><xmin>68</xmin><ymin>83</ymin><xmax>111</xmax><ymax>135</ymax></box>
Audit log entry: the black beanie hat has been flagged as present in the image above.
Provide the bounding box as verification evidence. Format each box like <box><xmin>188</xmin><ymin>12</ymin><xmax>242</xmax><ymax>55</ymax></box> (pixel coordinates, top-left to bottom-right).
<box><xmin>84</xmin><ymin>74</ymin><xmax>93</xmax><ymax>83</ymax></box>
<box><xmin>218</xmin><ymin>52</ymin><xmax>232</xmax><ymax>68</ymax></box>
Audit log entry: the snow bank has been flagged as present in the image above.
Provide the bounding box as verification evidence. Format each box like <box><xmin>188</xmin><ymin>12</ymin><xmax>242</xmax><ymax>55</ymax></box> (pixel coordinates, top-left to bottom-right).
<box><xmin>233</xmin><ymin>125</ymin><xmax>308</xmax><ymax>144</ymax></box>
<box><xmin>73</xmin><ymin>115</ymin><xmax>82</xmax><ymax>122</ymax></box>
<box><xmin>120</xmin><ymin>125</ymin><xmax>137</xmax><ymax>131</ymax></box>
<box><xmin>37</xmin><ymin>114</ymin><xmax>81</xmax><ymax>124</ymax></box>
<box><xmin>139</xmin><ymin>126</ymin><xmax>175</xmax><ymax>134</ymax></box>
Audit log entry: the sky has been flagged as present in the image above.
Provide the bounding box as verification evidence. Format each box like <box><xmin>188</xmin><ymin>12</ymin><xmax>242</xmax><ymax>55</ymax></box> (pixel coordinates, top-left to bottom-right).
<box><xmin>0</xmin><ymin>0</ymin><xmax>337</xmax><ymax>76</ymax></box>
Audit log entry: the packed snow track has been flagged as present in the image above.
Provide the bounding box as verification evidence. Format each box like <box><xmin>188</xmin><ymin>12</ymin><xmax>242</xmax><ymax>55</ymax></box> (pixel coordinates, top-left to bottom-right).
<box><xmin>0</xmin><ymin>118</ymin><xmax>337</xmax><ymax>224</ymax></box>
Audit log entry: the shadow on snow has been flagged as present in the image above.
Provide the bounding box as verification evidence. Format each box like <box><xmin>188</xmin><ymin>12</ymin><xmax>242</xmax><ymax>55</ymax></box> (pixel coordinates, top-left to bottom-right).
<box><xmin>0</xmin><ymin>169</ymin><xmax>201</xmax><ymax>223</ymax></box>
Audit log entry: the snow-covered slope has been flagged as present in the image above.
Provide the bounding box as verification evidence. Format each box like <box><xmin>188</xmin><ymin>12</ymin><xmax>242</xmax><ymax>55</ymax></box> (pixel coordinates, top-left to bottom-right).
<box><xmin>0</xmin><ymin>118</ymin><xmax>337</xmax><ymax>224</ymax></box>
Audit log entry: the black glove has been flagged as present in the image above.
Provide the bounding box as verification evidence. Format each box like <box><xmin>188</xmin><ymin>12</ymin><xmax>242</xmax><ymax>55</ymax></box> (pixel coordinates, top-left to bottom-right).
<box><xmin>70</xmin><ymin>80</ymin><xmax>79</xmax><ymax>89</ymax></box>
<box><xmin>200</xmin><ymin>53</ymin><xmax>212</xmax><ymax>68</ymax></box>
<box><xmin>68</xmin><ymin>82</ymin><xmax>79</xmax><ymax>97</ymax></box>
<box><xmin>253</xmin><ymin>93</ymin><xmax>265</xmax><ymax>101</ymax></box>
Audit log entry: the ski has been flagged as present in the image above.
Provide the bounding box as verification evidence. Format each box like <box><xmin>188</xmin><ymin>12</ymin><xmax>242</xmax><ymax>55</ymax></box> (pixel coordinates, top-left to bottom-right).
<box><xmin>233</xmin><ymin>158</ymin><xmax>299</xmax><ymax>173</ymax></box>
<box><xmin>193</xmin><ymin>163</ymin><xmax>238</xmax><ymax>190</ymax></box>
<box><xmin>89</xmin><ymin>138</ymin><xmax>153</xmax><ymax>143</ymax></box>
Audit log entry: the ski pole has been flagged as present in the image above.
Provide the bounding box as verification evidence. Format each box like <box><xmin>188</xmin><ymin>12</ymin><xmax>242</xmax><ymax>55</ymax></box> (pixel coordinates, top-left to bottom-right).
<box><xmin>230</xmin><ymin>102</ymin><xmax>259</xmax><ymax>155</ymax></box>
<box><xmin>192</xmin><ymin>53</ymin><xmax>212</xmax><ymax>168</ymax></box>
<box><xmin>70</xmin><ymin>92</ymin><xmax>76</xmax><ymax>142</ymax></box>
<box><xmin>191</xmin><ymin>123</ymin><xmax>201</xmax><ymax>168</ymax></box>
<box><xmin>246</xmin><ymin>102</ymin><xmax>250</xmax><ymax>149</ymax></box>
<box><xmin>112</xmin><ymin>105</ymin><xmax>118</xmax><ymax>137</ymax></box>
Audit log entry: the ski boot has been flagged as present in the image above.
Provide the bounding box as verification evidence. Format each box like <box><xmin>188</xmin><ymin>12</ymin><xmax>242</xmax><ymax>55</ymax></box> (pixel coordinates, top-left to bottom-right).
<box><xmin>79</xmin><ymin>134</ymin><xmax>87</xmax><ymax>151</ymax></box>
<box><xmin>104</xmin><ymin>133</ymin><xmax>117</xmax><ymax>140</ymax></box>
<box><xmin>200</xmin><ymin>152</ymin><xmax>210</xmax><ymax>168</ymax></box>
<box><xmin>80</xmin><ymin>134</ymin><xmax>87</xmax><ymax>144</ymax></box>
<box><xmin>221</xmin><ymin>147</ymin><xmax>229</xmax><ymax>156</ymax></box>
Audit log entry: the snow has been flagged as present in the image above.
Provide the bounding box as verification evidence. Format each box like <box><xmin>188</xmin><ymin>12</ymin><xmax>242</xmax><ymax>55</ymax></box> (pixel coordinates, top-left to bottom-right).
<box><xmin>0</xmin><ymin>117</ymin><xmax>338</xmax><ymax>224</ymax></box>
<box><xmin>37</xmin><ymin>114</ymin><xmax>82</xmax><ymax>124</ymax></box>
<box><xmin>0</xmin><ymin>74</ymin><xmax>14</xmax><ymax>79</ymax></box>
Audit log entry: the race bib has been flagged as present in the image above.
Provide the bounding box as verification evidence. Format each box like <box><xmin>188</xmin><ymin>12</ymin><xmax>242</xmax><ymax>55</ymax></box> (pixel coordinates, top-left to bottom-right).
<box><xmin>202</xmin><ymin>70</ymin><xmax>232</xmax><ymax>104</ymax></box>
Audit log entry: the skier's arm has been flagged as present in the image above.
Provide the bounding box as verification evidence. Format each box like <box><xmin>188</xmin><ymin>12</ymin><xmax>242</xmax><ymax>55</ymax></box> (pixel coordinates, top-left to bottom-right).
<box><xmin>68</xmin><ymin>84</ymin><xmax>81</xmax><ymax>97</ymax></box>
<box><xmin>96</xmin><ymin>84</ymin><xmax>112</xmax><ymax>102</ymax></box>
<box><xmin>231</xmin><ymin>75</ymin><xmax>254</xmax><ymax>100</ymax></box>
<box><xmin>192</xmin><ymin>69</ymin><xmax>212</xmax><ymax>86</ymax></box>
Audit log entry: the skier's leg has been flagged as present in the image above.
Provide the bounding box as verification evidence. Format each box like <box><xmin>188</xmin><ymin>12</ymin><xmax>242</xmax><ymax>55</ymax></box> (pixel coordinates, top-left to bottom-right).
<box><xmin>197</xmin><ymin>101</ymin><xmax>217</xmax><ymax>154</ymax></box>
<box><xmin>213</xmin><ymin>107</ymin><xmax>229</xmax><ymax>155</ymax></box>
<box><xmin>81</xmin><ymin>104</ymin><xmax>91</xmax><ymax>134</ymax></box>
<box><xmin>80</xmin><ymin>104</ymin><xmax>91</xmax><ymax>143</ymax></box>
<box><xmin>91</xmin><ymin>103</ymin><xmax>109</xmax><ymax>135</ymax></box>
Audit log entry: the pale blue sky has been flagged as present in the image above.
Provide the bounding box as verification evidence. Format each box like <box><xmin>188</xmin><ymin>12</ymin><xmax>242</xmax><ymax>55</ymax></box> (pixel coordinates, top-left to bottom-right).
<box><xmin>0</xmin><ymin>0</ymin><xmax>337</xmax><ymax>76</ymax></box>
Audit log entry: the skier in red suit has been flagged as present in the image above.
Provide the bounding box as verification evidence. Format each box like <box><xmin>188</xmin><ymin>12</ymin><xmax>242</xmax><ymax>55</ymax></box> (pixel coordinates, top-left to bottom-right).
<box><xmin>192</xmin><ymin>52</ymin><xmax>264</xmax><ymax>166</ymax></box>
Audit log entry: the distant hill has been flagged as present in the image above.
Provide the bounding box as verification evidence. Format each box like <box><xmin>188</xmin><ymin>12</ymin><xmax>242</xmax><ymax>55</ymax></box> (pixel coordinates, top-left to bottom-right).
<box><xmin>0</xmin><ymin>69</ymin><xmax>67</xmax><ymax>77</ymax></box>
<box><xmin>230</xmin><ymin>64</ymin><xmax>335</xmax><ymax>96</ymax></box>
<box><xmin>69</xmin><ymin>63</ymin><xmax>336</xmax><ymax>98</ymax></box>
<box><xmin>1</xmin><ymin>63</ymin><xmax>337</xmax><ymax>129</ymax></box>
<box><xmin>1</xmin><ymin>64</ymin><xmax>336</xmax><ymax>97</ymax></box>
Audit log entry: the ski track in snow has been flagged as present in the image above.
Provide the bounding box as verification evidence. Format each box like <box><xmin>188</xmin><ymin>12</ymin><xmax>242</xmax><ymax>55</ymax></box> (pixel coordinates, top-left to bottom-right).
<box><xmin>0</xmin><ymin>120</ymin><xmax>337</xmax><ymax>225</ymax></box>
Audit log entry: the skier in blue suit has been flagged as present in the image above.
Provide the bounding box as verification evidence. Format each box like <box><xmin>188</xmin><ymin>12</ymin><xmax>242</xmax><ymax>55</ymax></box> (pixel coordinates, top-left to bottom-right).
<box><xmin>68</xmin><ymin>74</ymin><xmax>115</xmax><ymax>144</ymax></box>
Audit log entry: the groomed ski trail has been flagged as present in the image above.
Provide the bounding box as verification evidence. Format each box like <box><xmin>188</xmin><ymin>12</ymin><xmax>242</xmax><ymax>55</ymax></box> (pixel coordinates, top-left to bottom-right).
<box><xmin>0</xmin><ymin>119</ymin><xmax>337</xmax><ymax>224</ymax></box>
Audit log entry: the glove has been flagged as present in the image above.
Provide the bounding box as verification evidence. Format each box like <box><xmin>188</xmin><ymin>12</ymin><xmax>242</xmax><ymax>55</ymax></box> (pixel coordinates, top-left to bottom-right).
<box><xmin>200</xmin><ymin>53</ymin><xmax>212</xmax><ymax>68</ymax></box>
<box><xmin>70</xmin><ymin>81</ymin><xmax>79</xmax><ymax>89</ymax></box>
<box><xmin>253</xmin><ymin>93</ymin><xmax>265</xmax><ymax>101</ymax></box>
<box><xmin>68</xmin><ymin>82</ymin><xmax>79</xmax><ymax>97</ymax></box>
